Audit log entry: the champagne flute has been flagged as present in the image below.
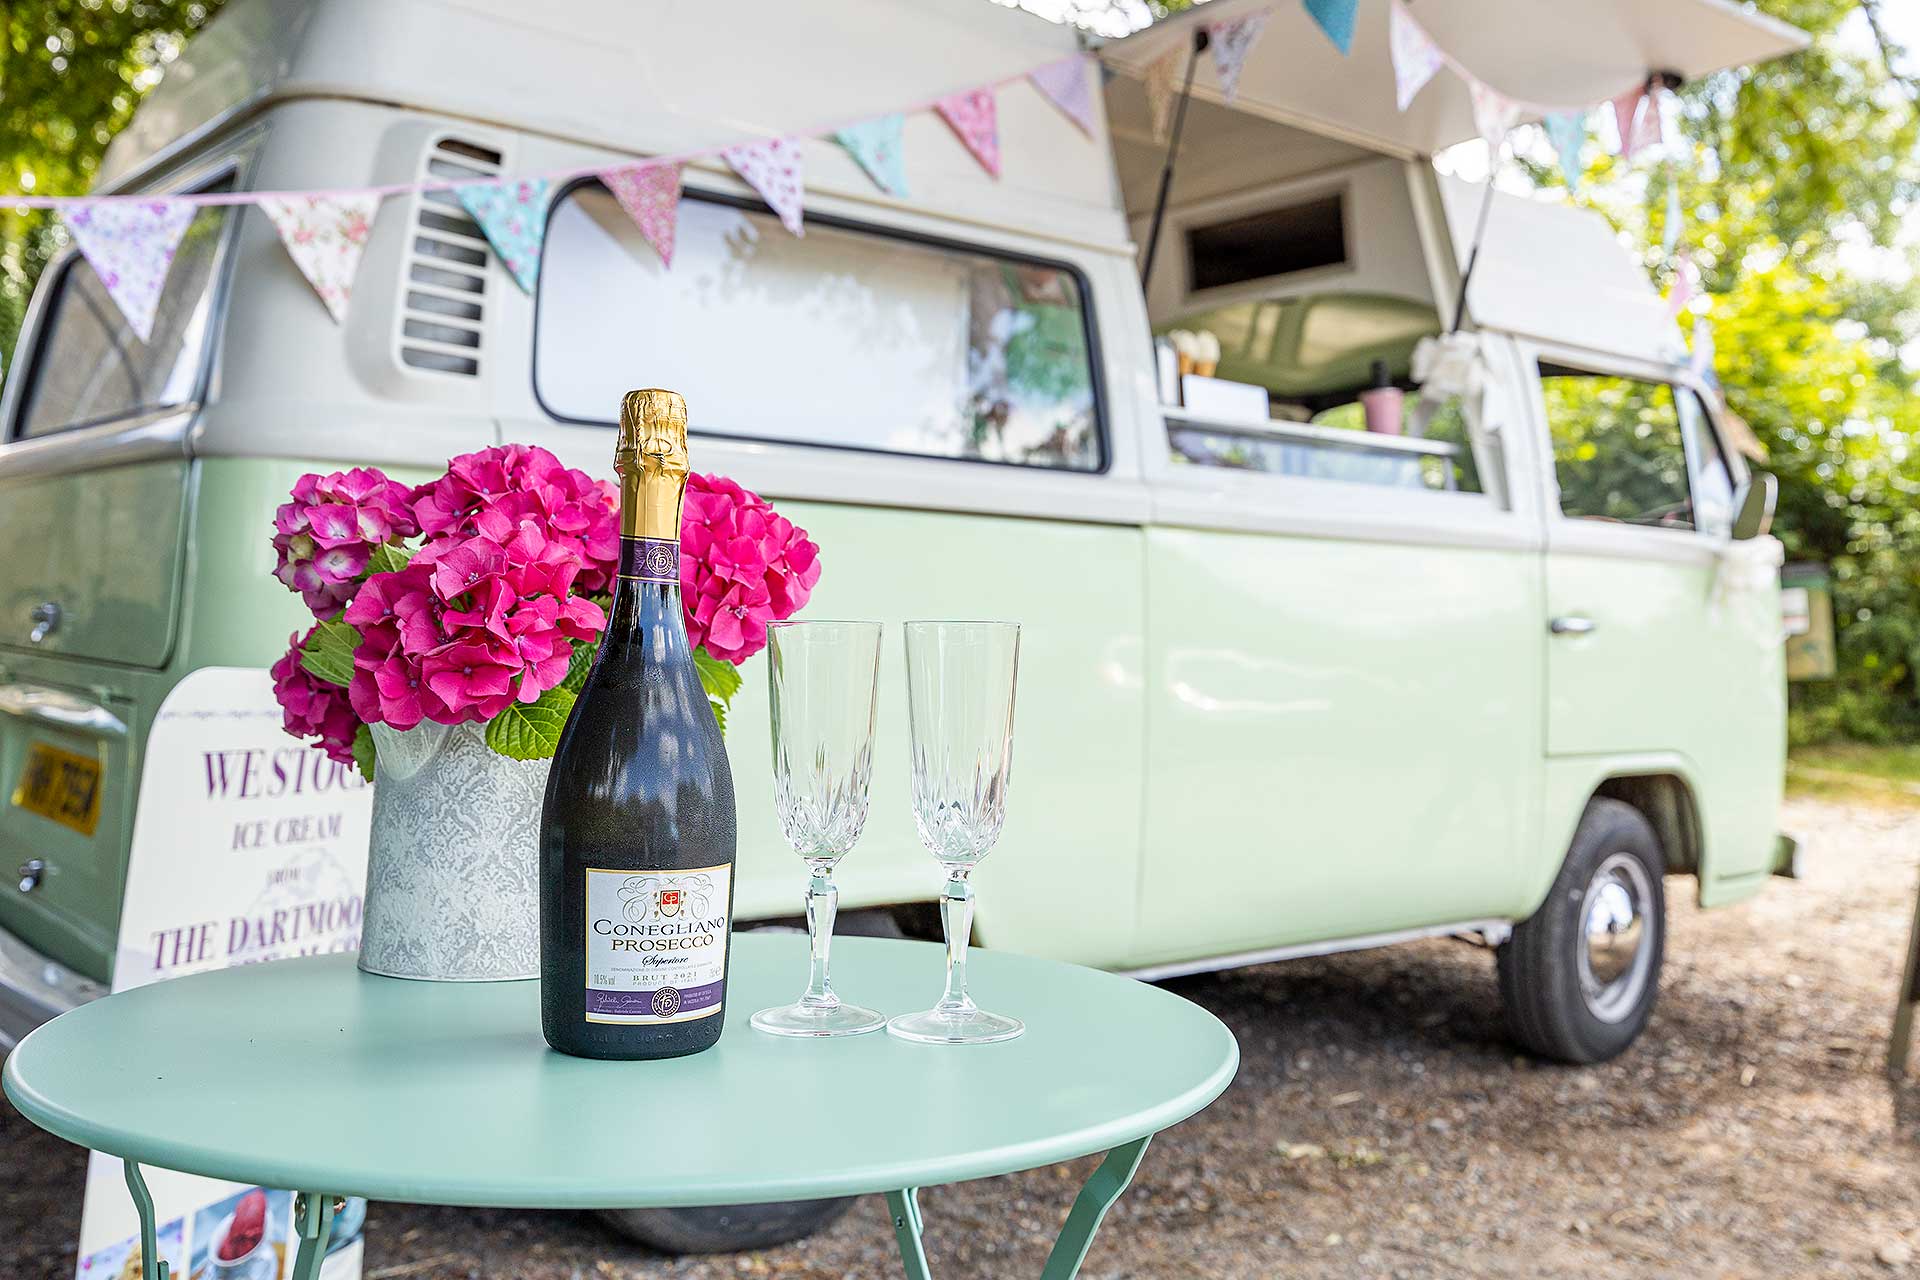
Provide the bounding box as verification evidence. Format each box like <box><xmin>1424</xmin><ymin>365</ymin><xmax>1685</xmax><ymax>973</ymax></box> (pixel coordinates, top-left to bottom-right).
<box><xmin>888</xmin><ymin>621</ymin><xmax>1024</xmax><ymax>1045</ymax></box>
<box><xmin>751</xmin><ymin>621</ymin><xmax>887</xmax><ymax>1038</ymax></box>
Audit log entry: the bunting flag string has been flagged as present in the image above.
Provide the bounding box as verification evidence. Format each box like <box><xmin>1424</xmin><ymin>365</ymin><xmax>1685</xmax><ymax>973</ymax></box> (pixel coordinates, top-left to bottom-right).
<box><xmin>1302</xmin><ymin>0</ymin><xmax>1358</xmax><ymax>56</ymax></box>
<box><xmin>63</xmin><ymin>199</ymin><xmax>198</xmax><ymax>343</ymax></box>
<box><xmin>835</xmin><ymin>116</ymin><xmax>910</xmax><ymax>197</ymax></box>
<box><xmin>1030</xmin><ymin>56</ymin><xmax>1097</xmax><ymax>136</ymax></box>
<box><xmin>257</xmin><ymin>194</ymin><xmax>380</xmax><ymax>323</ymax></box>
<box><xmin>601</xmin><ymin>162</ymin><xmax>683</xmax><ymax>266</ymax></box>
<box><xmin>934</xmin><ymin>89</ymin><xmax>1002</xmax><ymax>178</ymax></box>
<box><xmin>456</xmin><ymin>179</ymin><xmax>550</xmax><ymax>293</ymax></box>
<box><xmin>1388</xmin><ymin>0</ymin><xmax>1445</xmax><ymax>110</ymax></box>
<box><xmin>1208</xmin><ymin>11</ymin><xmax>1271</xmax><ymax>104</ymax></box>
<box><xmin>723</xmin><ymin>138</ymin><xmax>806</xmax><ymax>237</ymax></box>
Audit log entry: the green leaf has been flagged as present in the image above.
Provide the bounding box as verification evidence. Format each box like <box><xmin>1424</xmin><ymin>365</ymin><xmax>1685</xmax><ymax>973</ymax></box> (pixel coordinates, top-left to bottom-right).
<box><xmin>693</xmin><ymin>647</ymin><xmax>743</xmax><ymax>737</ymax></box>
<box><xmin>485</xmin><ymin>684</ymin><xmax>578</xmax><ymax>761</ymax></box>
<box><xmin>299</xmin><ymin>616</ymin><xmax>361</xmax><ymax>688</ymax></box>
<box><xmin>561</xmin><ymin>639</ymin><xmax>597</xmax><ymax>694</ymax></box>
<box><xmin>365</xmin><ymin>541</ymin><xmax>414</xmax><ymax>576</ymax></box>
<box><xmin>351</xmin><ymin>724</ymin><xmax>376</xmax><ymax>783</ymax></box>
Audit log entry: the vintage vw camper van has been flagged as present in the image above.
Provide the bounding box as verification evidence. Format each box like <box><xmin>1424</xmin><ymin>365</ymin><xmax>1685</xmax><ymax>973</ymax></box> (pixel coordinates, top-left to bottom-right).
<box><xmin>0</xmin><ymin>0</ymin><xmax>1804</xmax><ymax>1248</ymax></box>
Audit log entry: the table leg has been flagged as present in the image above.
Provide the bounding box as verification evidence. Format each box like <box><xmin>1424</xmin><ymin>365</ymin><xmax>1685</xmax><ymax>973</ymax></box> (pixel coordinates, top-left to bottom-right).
<box><xmin>121</xmin><ymin>1161</ymin><xmax>169</xmax><ymax>1280</ymax></box>
<box><xmin>1038</xmin><ymin>1137</ymin><xmax>1152</xmax><ymax>1280</ymax></box>
<box><xmin>886</xmin><ymin>1187</ymin><xmax>931</xmax><ymax>1280</ymax></box>
<box><xmin>884</xmin><ymin>1136</ymin><xmax>1154</xmax><ymax>1279</ymax></box>
<box><xmin>289</xmin><ymin>1191</ymin><xmax>339</xmax><ymax>1280</ymax></box>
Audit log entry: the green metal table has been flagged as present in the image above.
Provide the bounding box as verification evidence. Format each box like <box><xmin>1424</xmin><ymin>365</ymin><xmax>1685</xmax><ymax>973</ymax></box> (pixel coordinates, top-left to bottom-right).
<box><xmin>3</xmin><ymin>934</ymin><xmax>1238</xmax><ymax>1279</ymax></box>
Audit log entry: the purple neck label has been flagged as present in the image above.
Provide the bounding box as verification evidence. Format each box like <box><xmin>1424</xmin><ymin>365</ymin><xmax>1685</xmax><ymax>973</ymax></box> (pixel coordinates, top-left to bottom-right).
<box><xmin>618</xmin><ymin>536</ymin><xmax>680</xmax><ymax>586</ymax></box>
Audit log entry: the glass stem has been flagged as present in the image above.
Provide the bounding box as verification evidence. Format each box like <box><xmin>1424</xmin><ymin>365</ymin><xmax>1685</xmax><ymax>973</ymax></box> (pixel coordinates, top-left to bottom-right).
<box><xmin>937</xmin><ymin>871</ymin><xmax>976</xmax><ymax>1015</ymax></box>
<box><xmin>801</xmin><ymin>861</ymin><xmax>840</xmax><ymax>1010</ymax></box>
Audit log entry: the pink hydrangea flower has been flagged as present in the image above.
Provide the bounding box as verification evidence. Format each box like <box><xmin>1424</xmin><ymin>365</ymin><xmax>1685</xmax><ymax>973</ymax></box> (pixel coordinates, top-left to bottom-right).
<box><xmin>344</xmin><ymin>526</ymin><xmax>606</xmax><ymax>729</ymax></box>
<box><xmin>273</xmin><ymin>467</ymin><xmax>419</xmax><ymax>617</ymax></box>
<box><xmin>270</xmin><ymin>631</ymin><xmax>361</xmax><ymax>765</ymax></box>
<box><xmin>411</xmin><ymin>445</ymin><xmax>620</xmax><ymax>594</ymax></box>
<box><xmin>680</xmin><ymin>473</ymin><xmax>822</xmax><ymax>664</ymax></box>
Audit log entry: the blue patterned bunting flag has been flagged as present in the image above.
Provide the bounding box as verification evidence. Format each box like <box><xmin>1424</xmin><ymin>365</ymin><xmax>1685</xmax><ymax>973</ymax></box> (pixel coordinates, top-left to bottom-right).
<box><xmin>456</xmin><ymin>178</ymin><xmax>551</xmax><ymax>293</ymax></box>
<box><xmin>835</xmin><ymin>115</ymin><xmax>909</xmax><ymax>198</ymax></box>
<box><xmin>1303</xmin><ymin>0</ymin><xmax>1358</xmax><ymax>55</ymax></box>
<box><xmin>1543</xmin><ymin>112</ymin><xmax>1586</xmax><ymax>190</ymax></box>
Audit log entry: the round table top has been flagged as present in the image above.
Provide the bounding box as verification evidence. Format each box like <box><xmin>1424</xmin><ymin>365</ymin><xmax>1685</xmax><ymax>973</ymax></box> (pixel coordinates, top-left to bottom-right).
<box><xmin>4</xmin><ymin>935</ymin><xmax>1237</xmax><ymax>1208</ymax></box>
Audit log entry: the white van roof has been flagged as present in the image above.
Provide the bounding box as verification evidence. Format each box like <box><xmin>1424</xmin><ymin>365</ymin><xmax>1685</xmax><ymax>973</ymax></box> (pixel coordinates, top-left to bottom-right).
<box><xmin>100</xmin><ymin>0</ymin><xmax>1081</xmax><ymax>185</ymax></box>
<box><xmin>1099</xmin><ymin>0</ymin><xmax>1808</xmax><ymax>157</ymax></box>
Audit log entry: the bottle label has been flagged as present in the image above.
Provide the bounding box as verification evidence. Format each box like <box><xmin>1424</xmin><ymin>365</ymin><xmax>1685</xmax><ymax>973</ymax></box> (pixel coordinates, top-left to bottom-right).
<box><xmin>617</xmin><ymin>535</ymin><xmax>681</xmax><ymax>586</ymax></box>
<box><xmin>583</xmin><ymin>863</ymin><xmax>731</xmax><ymax>1024</ymax></box>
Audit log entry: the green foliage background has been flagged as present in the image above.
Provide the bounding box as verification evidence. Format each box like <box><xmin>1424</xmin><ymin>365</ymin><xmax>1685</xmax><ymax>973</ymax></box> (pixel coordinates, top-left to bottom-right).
<box><xmin>3</xmin><ymin>0</ymin><xmax>1918</xmax><ymax>743</ymax></box>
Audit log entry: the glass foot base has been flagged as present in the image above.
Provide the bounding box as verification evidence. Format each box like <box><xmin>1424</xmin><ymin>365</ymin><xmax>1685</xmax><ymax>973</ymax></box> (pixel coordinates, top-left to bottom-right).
<box><xmin>751</xmin><ymin>1000</ymin><xmax>885</xmax><ymax>1038</ymax></box>
<box><xmin>886</xmin><ymin>1007</ymin><xmax>1025</xmax><ymax>1045</ymax></box>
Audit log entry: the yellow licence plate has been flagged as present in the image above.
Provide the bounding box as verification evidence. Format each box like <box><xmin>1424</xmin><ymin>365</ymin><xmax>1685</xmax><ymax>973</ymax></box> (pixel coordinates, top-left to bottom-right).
<box><xmin>12</xmin><ymin>742</ymin><xmax>103</xmax><ymax>837</ymax></box>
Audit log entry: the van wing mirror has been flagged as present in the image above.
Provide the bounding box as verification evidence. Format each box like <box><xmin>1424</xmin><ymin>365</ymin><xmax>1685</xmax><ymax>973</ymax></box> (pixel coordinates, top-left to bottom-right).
<box><xmin>1732</xmin><ymin>471</ymin><xmax>1777</xmax><ymax>541</ymax></box>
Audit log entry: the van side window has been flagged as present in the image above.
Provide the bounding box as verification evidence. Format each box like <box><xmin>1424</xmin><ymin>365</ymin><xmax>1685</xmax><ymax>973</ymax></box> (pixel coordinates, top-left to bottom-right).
<box><xmin>1539</xmin><ymin>365</ymin><xmax>1703</xmax><ymax>530</ymax></box>
<box><xmin>535</xmin><ymin>186</ymin><xmax>1103</xmax><ymax>473</ymax></box>
<box><xmin>13</xmin><ymin>197</ymin><xmax>231</xmax><ymax>440</ymax></box>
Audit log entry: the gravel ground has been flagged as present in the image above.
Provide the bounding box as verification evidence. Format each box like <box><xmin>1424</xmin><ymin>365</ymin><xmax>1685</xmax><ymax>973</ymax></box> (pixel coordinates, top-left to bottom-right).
<box><xmin>7</xmin><ymin>792</ymin><xmax>1920</xmax><ymax>1278</ymax></box>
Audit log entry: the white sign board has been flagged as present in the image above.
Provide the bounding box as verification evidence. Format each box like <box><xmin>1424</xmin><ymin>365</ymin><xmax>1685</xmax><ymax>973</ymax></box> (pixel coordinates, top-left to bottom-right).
<box><xmin>75</xmin><ymin>667</ymin><xmax>373</xmax><ymax>1280</ymax></box>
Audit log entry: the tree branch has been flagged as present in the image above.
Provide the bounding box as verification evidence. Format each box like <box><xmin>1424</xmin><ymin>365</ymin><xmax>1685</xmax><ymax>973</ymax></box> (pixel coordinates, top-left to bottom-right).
<box><xmin>1860</xmin><ymin>0</ymin><xmax>1920</xmax><ymax>102</ymax></box>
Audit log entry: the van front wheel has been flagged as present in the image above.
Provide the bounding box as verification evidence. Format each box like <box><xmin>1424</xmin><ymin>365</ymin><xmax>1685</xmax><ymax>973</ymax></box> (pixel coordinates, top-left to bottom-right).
<box><xmin>1497</xmin><ymin>798</ymin><xmax>1665</xmax><ymax>1064</ymax></box>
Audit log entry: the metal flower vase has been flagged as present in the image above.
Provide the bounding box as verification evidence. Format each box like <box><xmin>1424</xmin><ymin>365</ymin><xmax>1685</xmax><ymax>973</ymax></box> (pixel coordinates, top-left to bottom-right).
<box><xmin>358</xmin><ymin>720</ymin><xmax>550</xmax><ymax>981</ymax></box>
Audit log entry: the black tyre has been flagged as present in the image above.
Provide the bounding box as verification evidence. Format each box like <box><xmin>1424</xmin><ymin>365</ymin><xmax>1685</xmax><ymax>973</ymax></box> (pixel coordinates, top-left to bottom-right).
<box><xmin>1498</xmin><ymin>797</ymin><xmax>1666</xmax><ymax>1064</ymax></box>
<box><xmin>597</xmin><ymin>1200</ymin><xmax>854</xmax><ymax>1255</ymax></box>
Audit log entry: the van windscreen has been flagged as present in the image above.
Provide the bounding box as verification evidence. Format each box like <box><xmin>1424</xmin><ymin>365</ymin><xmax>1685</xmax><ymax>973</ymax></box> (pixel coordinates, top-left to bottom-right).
<box><xmin>534</xmin><ymin>187</ymin><xmax>1103</xmax><ymax>473</ymax></box>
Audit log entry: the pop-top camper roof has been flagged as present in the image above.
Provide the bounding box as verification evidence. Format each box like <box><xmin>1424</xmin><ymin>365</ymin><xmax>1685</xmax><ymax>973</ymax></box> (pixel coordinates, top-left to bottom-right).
<box><xmin>1098</xmin><ymin>0</ymin><xmax>1809</xmax><ymax>161</ymax></box>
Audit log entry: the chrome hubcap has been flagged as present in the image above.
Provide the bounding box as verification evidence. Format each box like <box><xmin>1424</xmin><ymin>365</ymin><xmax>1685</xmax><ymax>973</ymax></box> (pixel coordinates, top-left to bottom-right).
<box><xmin>1577</xmin><ymin>852</ymin><xmax>1654</xmax><ymax>1023</ymax></box>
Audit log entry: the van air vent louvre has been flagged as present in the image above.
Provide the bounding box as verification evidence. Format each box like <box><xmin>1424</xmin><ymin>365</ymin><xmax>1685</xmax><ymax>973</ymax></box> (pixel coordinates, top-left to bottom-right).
<box><xmin>396</xmin><ymin>137</ymin><xmax>501</xmax><ymax>378</ymax></box>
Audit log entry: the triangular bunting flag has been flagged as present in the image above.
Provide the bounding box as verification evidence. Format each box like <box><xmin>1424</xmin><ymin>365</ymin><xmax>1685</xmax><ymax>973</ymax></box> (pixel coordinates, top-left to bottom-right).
<box><xmin>1612</xmin><ymin>84</ymin><xmax>1662</xmax><ymax>160</ymax></box>
<box><xmin>1690</xmin><ymin>316</ymin><xmax>1719</xmax><ymax>391</ymax></box>
<box><xmin>602</xmin><ymin>162</ymin><xmax>683</xmax><ymax>267</ymax></box>
<box><xmin>258</xmin><ymin>194</ymin><xmax>381</xmax><ymax>323</ymax></box>
<box><xmin>723</xmin><ymin>138</ymin><xmax>806</xmax><ymax>237</ymax></box>
<box><xmin>456</xmin><ymin>179</ymin><xmax>551</xmax><ymax>293</ymax></box>
<box><xmin>1661</xmin><ymin>177</ymin><xmax>1683</xmax><ymax>257</ymax></box>
<box><xmin>935</xmin><ymin>89</ymin><xmax>1001</xmax><ymax>178</ymax></box>
<box><xmin>1543</xmin><ymin>112</ymin><xmax>1586</xmax><ymax>190</ymax></box>
<box><xmin>835</xmin><ymin>116</ymin><xmax>909</xmax><ymax>198</ymax></box>
<box><xmin>1208</xmin><ymin>11</ymin><xmax>1271</xmax><ymax>103</ymax></box>
<box><xmin>64</xmin><ymin>198</ymin><xmax>198</xmax><ymax>343</ymax></box>
<box><xmin>1145</xmin><ymin>44</ymin><xmax>1183</xmax><ymax>142</ymax></box>
<box><xmin>1389</xmin><ymin>0</ymin><xmax>1445</xmax><ymax>111</ymax></box>
<box><xmin>1302</xmin><ymin>0</ymin><xmax>1358</xmax><ymax>55</ymax></box>
<box><xmin>1667</xmin><ymin>254</ymin><xmax>1697</xmax><ymax>318</ymax></box>
<box><xmin>1469</xmin><ymin>80</ymin><xmax>1520</xmax><ymax>155</ymax></box>
<box><xmin>1030</xmin><ymin>56</ymin><xmax>1097</xmax><ymax>136</ymax></box>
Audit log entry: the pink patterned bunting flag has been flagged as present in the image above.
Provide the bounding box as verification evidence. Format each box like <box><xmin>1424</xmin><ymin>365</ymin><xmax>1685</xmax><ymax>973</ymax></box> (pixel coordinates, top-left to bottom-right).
<box><xmin>1667</xmin><ymin>254</ymin><xmax>1697</xmax><ymax>318</ymax></box>
<box><xmin>1144</xmin><ymin>45</ymin><xmax>1183</xmax><ymax>141</ymax></box>
<box><xmin>1469</xmin><ymin>79</ymin><xmax>1520</xmax><ymax>154</ymax></box>
<box><xmin>1207</xmin><ymin>11</ymin><xmax>1271</xmax><ymax>104</ymax></box>
<box><xmin>601</xmin><ymin>162</ymin><xmax>683</xmax><ymax>266</ymax></box>
<box><xmin>1389</xmin><ymin>0</ymin><xmax>1445</xmax><ymax>111</ymax></box>
<box><xmin>935</xmin><ymin>89</ymin><xmax>1001</xmax><ymax>178</ymax></box>
<box><xmin>257</xmin><ymin>194</ymin><xmax>381</xmax><ymax>323</ymax></box>
<box><xmin>1030</xmin><ymin>56</ymin><xmax>1097</xmax><ymax>136</ymax></box>
<box><xmin>63</xmin><ymin>198</ymin><xmax>198</xmax><ymax>343</ymax></box>
<box><xmin>723</xmin><ymin>138</ymin><xmax>806</xmax><ymax>237</ymax></box>
<box><xmin>1612</xmin><ymin>85</ymin><xmax>1662</xmax><ymax>160</ymax></box>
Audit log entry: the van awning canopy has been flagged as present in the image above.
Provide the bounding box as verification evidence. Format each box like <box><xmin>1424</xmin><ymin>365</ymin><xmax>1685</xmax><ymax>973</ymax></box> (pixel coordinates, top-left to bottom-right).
<box><xmin>1097</xmin><ymin>0</ymin><xmax>1809</xmax><ymax>157</ymax></box>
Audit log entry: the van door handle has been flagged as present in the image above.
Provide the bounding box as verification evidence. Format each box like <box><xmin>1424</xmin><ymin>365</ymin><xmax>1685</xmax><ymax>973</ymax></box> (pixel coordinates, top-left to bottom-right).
<box><xmin>1549</xmin><ymin>615</ymin><xmax>1597</xmax><ymax>636</ymax></box>
<box><xmin>28</xmin><ymin>601</ymin><xmax>60</xmax><ymax>644</ymax></box>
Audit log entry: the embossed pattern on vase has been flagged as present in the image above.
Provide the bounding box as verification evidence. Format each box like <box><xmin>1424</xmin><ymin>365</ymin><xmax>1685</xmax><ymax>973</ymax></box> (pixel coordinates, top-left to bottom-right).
<box><xmin>360</xmin><ymin>721</ymin><xmax>550</xmax><ymax>981</ymax></box>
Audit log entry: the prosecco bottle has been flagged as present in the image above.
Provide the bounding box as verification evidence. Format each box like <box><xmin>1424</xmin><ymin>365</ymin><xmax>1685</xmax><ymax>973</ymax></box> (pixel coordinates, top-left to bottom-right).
<box><xmin>539</xmin><ymin>388</ymin><xmax>737</xmax><ymax>1060</ymax></box>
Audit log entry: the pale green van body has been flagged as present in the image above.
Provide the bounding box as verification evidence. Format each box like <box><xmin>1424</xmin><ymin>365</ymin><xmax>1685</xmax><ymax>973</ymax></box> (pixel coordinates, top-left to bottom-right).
<box><xmin>0</xmin><ymin>0</ymin><xmax>1790</xmax><ymax>1042</ymax></box>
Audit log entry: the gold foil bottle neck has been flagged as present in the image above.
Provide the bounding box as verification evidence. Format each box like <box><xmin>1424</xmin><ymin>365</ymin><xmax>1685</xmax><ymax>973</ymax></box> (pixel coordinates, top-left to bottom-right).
<box><xmin>616</xmin><ymin>388</ymin><xmax>690</xmax><ymax>542</ymax></box>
